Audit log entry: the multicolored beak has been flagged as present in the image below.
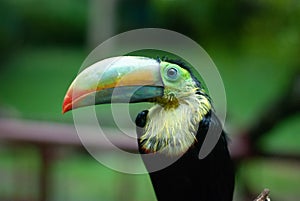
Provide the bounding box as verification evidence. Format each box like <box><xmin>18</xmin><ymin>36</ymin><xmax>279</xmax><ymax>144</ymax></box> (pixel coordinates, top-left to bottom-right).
<box><xmin>62</xmin><ymin>56</ymin><xmax>164</xmax><ymax>113</ymax></box>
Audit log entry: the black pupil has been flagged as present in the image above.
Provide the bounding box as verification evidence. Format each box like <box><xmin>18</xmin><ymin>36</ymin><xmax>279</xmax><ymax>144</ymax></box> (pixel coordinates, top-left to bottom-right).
<box><xmin>168</xmin><ymin>68</ymin><xmax>177</xmax><ymax>77</ymax></box>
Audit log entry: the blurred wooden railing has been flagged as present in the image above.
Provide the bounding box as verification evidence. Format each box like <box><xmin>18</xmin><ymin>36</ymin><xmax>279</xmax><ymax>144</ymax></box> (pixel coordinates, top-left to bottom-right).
<box><xmin>0</xmin><ymin>118</ymin><xmax>137</xmax><ymax>150</ymax></box>
<box><xmin>0</xmin><ymin>118</ymin><xmax>139</xmax><ymax>201</ymax></box>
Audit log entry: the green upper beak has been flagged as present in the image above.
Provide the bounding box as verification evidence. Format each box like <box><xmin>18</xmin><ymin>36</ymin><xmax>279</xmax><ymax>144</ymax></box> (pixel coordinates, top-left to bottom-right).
<box><xmin>62</xmin><ymin>56</ymin><xmax>164</xmax><ymax>113</ymax></box>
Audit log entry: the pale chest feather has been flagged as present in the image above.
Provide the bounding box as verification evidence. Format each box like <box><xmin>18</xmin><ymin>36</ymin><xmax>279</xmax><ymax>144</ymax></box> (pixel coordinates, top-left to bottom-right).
<box><xmin>139</xmin><ymin>94</ymin><xmax>211</xmax><ymax>156</ymax></box>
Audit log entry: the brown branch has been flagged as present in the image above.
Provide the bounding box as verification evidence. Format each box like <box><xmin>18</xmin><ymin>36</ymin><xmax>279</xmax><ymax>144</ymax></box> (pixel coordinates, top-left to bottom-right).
<box><xmin>253</xmin><ymin>189</ymin><xmax>270</xmax><ymax>201</ymax></box>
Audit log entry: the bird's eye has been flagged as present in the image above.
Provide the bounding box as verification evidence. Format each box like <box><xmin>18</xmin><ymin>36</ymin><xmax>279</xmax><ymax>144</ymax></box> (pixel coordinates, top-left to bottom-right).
<box><xmin>166</xmin><ymin>68</ymin><xmax>178</xmax><ymax>80</ymax></box>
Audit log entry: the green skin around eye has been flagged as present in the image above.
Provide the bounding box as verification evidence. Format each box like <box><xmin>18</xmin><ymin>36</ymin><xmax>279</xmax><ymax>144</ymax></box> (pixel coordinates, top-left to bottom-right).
<box><xmin>160</xmin><ymin>61</ymin><xmax>191</xmax><ymax>82</ymax></box>
<box><xmin>159</xmin><ymin>62</ymin><xmax>195</xmax><ymax>100</ymax></box>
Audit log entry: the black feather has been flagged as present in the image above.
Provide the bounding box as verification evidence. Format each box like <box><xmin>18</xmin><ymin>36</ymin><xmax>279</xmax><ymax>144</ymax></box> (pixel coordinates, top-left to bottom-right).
<box><xmin>135</xmin><ymin>110</ymin><xmax>235</xmax><ymax>201</ymax></box>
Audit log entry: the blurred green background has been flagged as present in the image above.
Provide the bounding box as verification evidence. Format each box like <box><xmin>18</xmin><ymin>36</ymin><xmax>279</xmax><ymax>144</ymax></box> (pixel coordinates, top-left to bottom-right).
<box><xmin>0</xmin><ymin>0</ymin><xmax>299</xmax><ymax>201</ymax></box>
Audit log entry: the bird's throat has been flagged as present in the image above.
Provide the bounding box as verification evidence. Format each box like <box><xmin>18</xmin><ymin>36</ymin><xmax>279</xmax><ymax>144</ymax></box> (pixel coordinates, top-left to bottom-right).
<box><xmin>139</xmin><ymin>94</ymin><xmax>211</xmax><ymax>156</ymax></box>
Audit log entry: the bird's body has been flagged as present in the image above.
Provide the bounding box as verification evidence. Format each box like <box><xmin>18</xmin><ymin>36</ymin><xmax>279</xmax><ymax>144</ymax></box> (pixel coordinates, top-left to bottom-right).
<box><xmin>63</xmin><ymin>56</ymin><xmax>235</xmax><ymax>201</ymax></box>
<box><xmin>136</xmin><ymin>111</ymin><xmax>234</xmax><ymax>201</ymax></box>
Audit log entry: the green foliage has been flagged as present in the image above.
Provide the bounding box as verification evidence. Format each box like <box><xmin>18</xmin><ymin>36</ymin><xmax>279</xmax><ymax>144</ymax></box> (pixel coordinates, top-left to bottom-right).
<box><xmin>0</xmin><ymin>0</ymin><xmax>87</xmax><ymax>55</ymax></box>
<box><xmin>259</xmin><ymin>115</ymin><xmax>300</xmax><ymax>153</ymax></box>
<box><xmin>0</xmin><ymin>47</ymin><xmax>86</xmax><ymax>121</ymax></box>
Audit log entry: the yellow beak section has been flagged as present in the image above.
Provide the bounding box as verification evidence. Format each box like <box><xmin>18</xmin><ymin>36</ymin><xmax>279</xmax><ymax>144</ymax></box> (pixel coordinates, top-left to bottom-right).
<box><xmin>62</xmin><ymin>56</ymin><xmax>164</xmax><ymax>113</ymax></box>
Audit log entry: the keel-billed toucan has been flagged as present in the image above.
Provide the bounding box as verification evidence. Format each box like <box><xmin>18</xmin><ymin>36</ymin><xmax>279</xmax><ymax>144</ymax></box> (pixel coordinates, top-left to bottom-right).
<box><xmin>63</xmin><ymin>56</ymin><xmax>235</xmax><ymax>201</ymax></box>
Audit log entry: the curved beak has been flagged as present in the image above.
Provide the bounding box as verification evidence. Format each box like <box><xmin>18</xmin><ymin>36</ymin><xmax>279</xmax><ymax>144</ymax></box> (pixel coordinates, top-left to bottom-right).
<box><xmin>62</xmin><ymin>56</ymin><xmax>164</xmax><ymax>113</ymax></box>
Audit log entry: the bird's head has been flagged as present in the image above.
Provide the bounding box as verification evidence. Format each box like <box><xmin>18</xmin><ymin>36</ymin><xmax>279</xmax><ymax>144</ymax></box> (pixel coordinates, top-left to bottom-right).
<box><xmin>63</xmin><ymin>56</ymin><xmax>211</xmax><ymax>155</ymax></box>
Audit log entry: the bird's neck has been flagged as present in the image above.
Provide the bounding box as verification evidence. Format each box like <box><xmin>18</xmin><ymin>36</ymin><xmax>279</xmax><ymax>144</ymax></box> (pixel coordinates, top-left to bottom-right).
<box><xmin>139</xmin><ymin>93</ymin><xmax>211</xmax><ymax>156</ymax></box>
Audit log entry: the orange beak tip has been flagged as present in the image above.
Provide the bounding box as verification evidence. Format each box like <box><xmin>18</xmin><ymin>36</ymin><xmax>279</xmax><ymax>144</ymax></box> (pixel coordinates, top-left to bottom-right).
<box><xmin>62</xmin><ymin>94</ymin><xmax>73</xmax><ymax>114</ymax></box>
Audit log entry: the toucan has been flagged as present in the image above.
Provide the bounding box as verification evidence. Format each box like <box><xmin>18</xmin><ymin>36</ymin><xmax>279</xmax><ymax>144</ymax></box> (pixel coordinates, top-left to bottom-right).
<box><xmin>62</xmin><ymin>56</ymin><xmax>235</xmax><ymax>201</ymax></box>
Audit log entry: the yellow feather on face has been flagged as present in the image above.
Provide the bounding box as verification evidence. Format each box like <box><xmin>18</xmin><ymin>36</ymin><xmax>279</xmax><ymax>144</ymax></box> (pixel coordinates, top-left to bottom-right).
<box><xmin>139</xmin><ymin>93</ymin><xmax>211</xmax><ymax>156</ymax></box>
